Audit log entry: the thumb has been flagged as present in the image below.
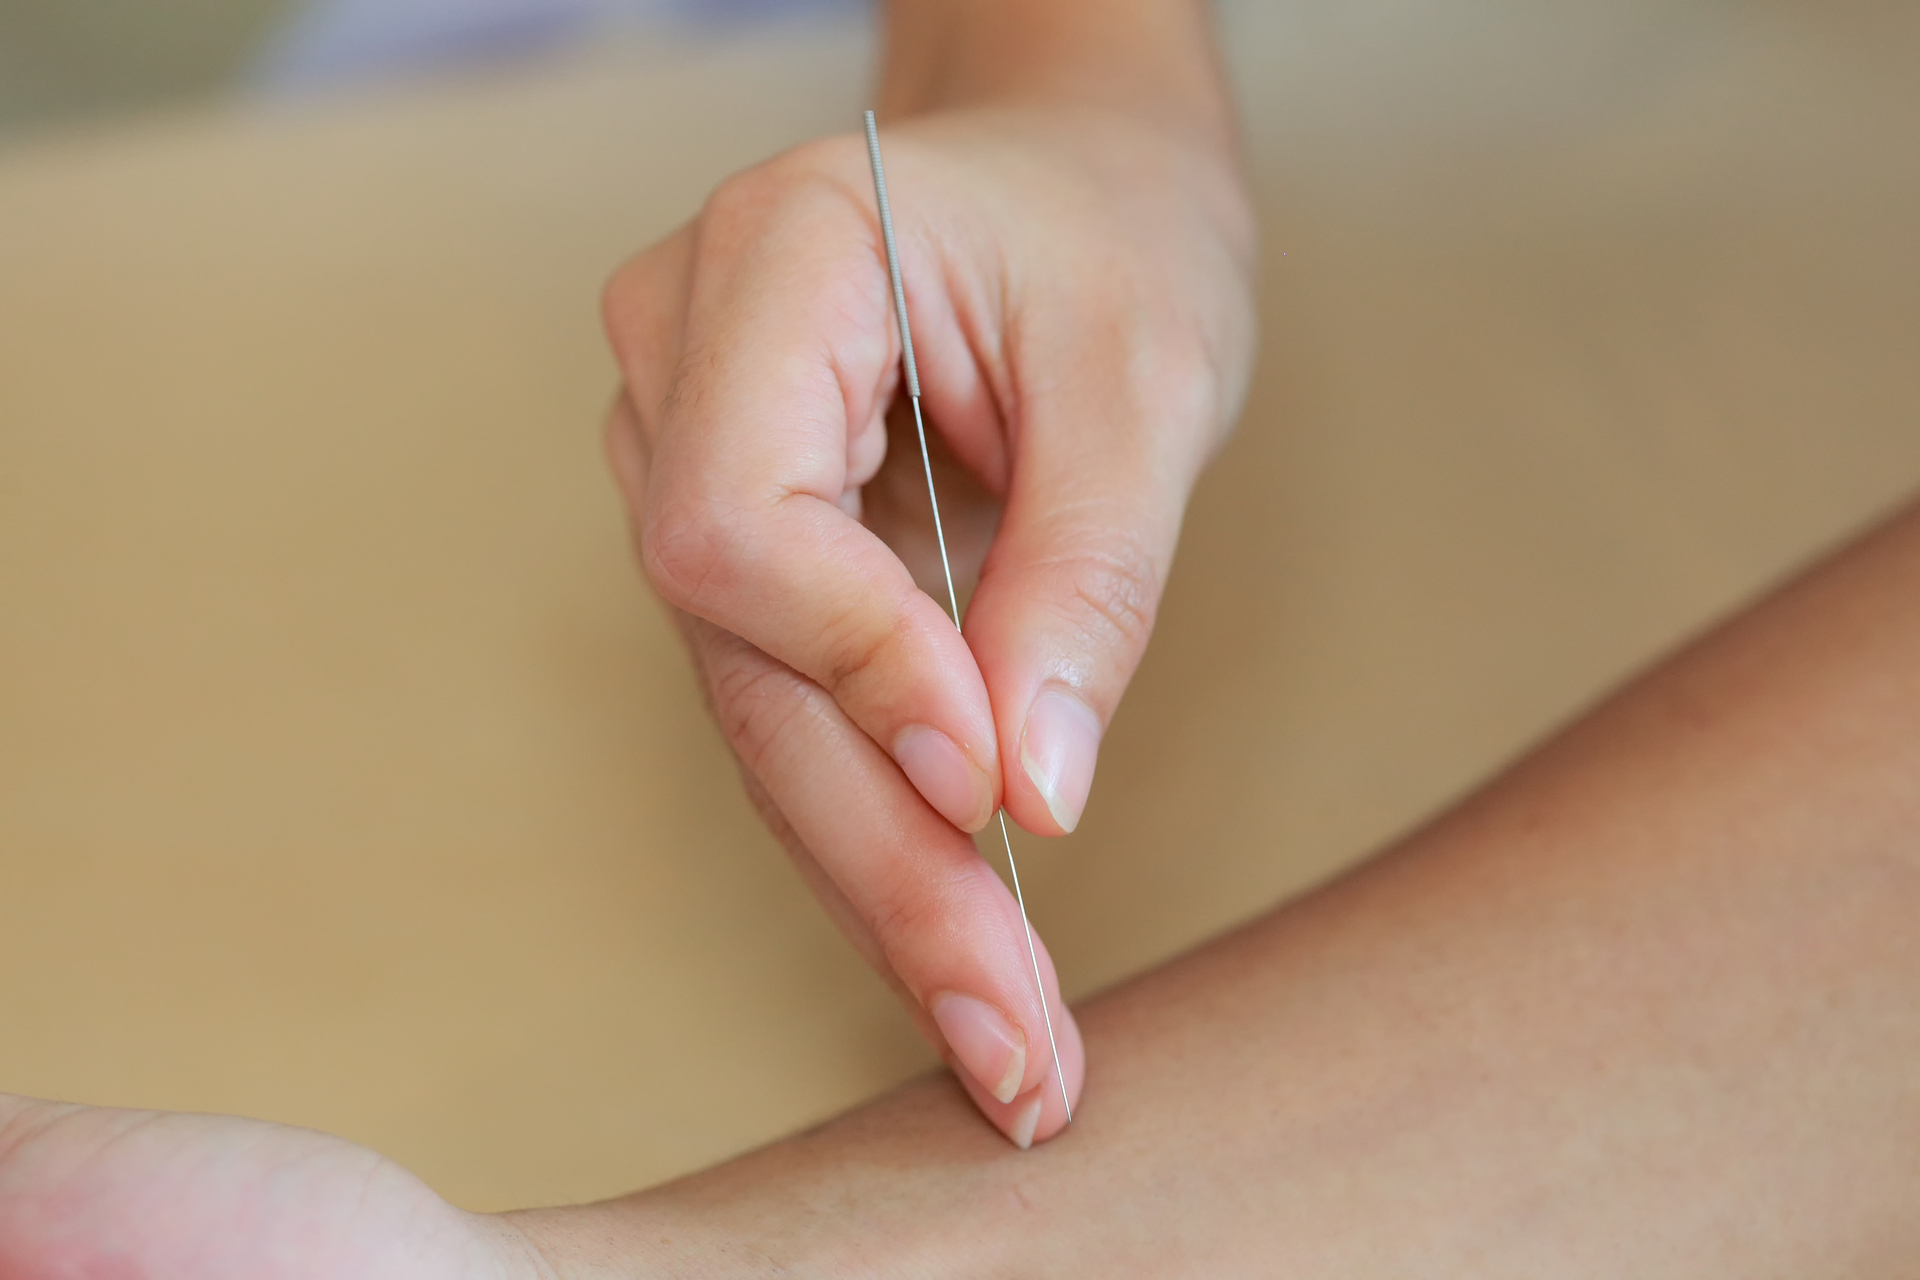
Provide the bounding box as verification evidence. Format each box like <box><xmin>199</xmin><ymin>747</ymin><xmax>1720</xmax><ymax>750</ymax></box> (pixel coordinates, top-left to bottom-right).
<box><xmin>961</xmin><ymin>363</ymin><xmax>1209</xmax><ymax>837</ymax></box>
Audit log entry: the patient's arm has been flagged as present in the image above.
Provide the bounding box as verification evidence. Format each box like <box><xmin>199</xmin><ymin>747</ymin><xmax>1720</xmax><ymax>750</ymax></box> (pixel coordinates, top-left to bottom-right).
<box><xmin>5</xmin><ymin>500</ymin><xmax>1918</xmax><ymax>1277</ymax></box>
<box><xmin>509</xmin><ymin>499</ymin><xmax>1920</xmax><ymax>1277</ymax></box>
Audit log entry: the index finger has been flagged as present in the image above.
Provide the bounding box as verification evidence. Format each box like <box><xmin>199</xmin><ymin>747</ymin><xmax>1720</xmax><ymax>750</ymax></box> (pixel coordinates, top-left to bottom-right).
<box><xmin>605</xmin><ymin>142</ymin><xmax>1003</xmax><ymax>836</ymax></box>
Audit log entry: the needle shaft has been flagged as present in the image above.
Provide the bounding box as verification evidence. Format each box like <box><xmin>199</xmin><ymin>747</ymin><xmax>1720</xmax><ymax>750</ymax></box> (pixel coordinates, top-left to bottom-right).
<box><xmin>864</xmin><ymin>110</ymin><xmax>1072</xmax><ymax>1125</ymax></box>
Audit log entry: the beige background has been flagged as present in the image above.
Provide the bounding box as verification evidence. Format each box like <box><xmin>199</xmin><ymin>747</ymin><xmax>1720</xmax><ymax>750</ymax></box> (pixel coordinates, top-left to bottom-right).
<box><xmin>0</xmin><ymin>0</ymin><xmax>289</xmax><ymax>138</ymax></box>
<box><xmin>3</xmin><ymin>2</ymin><xmax>1917</xmax><ymax>1211</ymax></box>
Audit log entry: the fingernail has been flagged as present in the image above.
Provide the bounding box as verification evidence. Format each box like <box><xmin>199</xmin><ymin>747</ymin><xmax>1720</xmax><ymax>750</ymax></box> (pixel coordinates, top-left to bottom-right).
<box><xmin>1019</xmin><ymin>688</ymin><xmax>1101</xmax><ymax>833</ymax></box>
<box><xmin>1009</xmin><ymin>1092</ymin><xmax>1043</xmax><ymax>1151</ymax></box>
<box><xmin>931</xmin><ymin>992</ymin><xmax>1026</xmax><ymax>1104</ymax></box>
<box><xmin>894</xmin><ymin>726</ymin><xmax>995</xmax><ymax>831</ymax></box>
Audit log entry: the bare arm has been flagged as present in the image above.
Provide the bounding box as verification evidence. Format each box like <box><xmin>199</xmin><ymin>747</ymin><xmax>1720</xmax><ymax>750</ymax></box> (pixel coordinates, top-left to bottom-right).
<box><xmin>510</xmin><ymin>500</ymin><xmax>1920</xmax><ymax>1274</ymax></box>
<box><xmin>7</xmin><ymin>502</ymin><xmax>1916</xmax><ymax>1275</ymax></box>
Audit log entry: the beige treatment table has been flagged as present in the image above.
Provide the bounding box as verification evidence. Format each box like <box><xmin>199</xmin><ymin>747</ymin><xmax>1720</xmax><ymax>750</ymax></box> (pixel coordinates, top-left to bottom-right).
<box><xmin>2</xmin><ymin>2</ymin><xmax>1917</xmax><ymax>1211</ymax></box>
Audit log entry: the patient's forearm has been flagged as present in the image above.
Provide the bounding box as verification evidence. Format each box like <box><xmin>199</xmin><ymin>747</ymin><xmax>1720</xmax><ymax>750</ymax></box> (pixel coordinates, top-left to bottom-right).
<box><xmin>511</xmin><ymin>500</ymin><xmax>1920</xmax><ymax>1275</ymax></box>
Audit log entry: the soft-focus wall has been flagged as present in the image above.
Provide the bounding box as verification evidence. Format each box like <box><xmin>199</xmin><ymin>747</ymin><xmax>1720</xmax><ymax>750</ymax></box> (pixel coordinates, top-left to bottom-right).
<box><xmin>0</xmin><ymin>0</ymin><xmax>290</xmax><ymax>136</ymax></box>
<box><xmin>0</xmin><ymin>0</ymin><xmax>857</xmax><ymax>140</ymax></box>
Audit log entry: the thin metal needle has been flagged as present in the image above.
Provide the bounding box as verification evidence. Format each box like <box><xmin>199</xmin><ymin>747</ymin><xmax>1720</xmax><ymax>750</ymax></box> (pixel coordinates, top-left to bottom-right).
<box><xmin>864</xmin><ymin>110</ymin><xmax>1072</xmax><ymax>1126</ymax></box>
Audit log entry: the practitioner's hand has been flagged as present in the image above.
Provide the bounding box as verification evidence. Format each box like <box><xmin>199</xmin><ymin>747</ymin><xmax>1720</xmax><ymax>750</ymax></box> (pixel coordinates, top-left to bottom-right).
<box><xmin>0</xmin><ymin>1093</ymin><xmax>540</xmax><ymax>1279</ymax></box>
<box><xmin>599</xmin><ymin>21</ymin><xmax>1254</xmax><ymax>1147</ymax></box>
<box><xmin>15</xmin><ymin>507</ymin><xmax>1919</xmax><ymax>1278</ymax></box>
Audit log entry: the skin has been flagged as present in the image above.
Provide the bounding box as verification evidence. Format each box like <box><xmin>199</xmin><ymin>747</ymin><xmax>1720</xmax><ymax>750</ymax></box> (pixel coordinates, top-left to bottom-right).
<box><xmin>6</xmin><ymin>496</ymin><xmax>1920</xmax><ymax>1275</ymax></box>
<box><xmin>542</xmin><ymin>500</ymin><xmax>1920</xmax><ymax>1278</ymax></box>
<box><xmin>7</xmin><ymin>2</ymin><xmax>1918</xmax><ymax>1273</ymax></box>
<box><xmin>599</xmin><ymin>0</ymin><xmax>1256</xmax><ymax>1145</ymax></box>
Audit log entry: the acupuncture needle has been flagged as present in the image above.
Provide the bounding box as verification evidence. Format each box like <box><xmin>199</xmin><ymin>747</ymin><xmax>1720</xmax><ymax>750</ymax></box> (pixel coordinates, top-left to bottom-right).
<box><xmin>863</xmin><ymin>110</ymin><xmax>1072</xmax><ymax>1127</ymax></box>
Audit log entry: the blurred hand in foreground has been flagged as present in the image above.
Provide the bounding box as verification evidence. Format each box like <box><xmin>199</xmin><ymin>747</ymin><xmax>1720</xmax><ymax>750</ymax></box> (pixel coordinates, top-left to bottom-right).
<box><xmin>0</xmin><ymin>1094</ymin><xmax>531</xmax><ymax>1279</ymax></box>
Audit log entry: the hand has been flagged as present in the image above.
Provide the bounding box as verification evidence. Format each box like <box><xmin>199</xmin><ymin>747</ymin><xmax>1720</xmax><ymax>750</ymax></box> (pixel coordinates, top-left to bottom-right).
<box><xmin>0</xmin><ymin>1093</ymin><xmax>539</xmax><ymax>1279</ymax></box>
<box><xmin>527</xmin><ymin>502</ymin><xmax>1920</xmax><ymax>1278</ymax></box>
<box><xmin>600</xmin><ymin>102</ymin><xmax>1254</xmax><ymax>1146</ymax></box>
<box><xmin>13</xmin><ymin>506</ymin><xmax>1919</xmax><ymax>1276</ymax></box>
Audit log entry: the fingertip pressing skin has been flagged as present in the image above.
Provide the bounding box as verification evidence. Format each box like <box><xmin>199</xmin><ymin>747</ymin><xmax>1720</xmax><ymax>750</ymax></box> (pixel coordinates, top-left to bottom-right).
<box><xmin>942</xmin><ymin>925</ymin><xmax>1085</xmax><ymax>1148</ymax></box>
<box><xmin>951</xmin><ymin>1054</ymin><xmax>1078</xmax><ymax>1150</ymax></box>
<box><xmin>675</xmin><ymin>615</ymin><xmax>1078</xmax><ymax>1140</ymax></box>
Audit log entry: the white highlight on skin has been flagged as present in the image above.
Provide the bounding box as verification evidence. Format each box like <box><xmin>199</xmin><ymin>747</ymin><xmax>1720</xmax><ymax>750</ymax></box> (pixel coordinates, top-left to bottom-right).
<box><xmin>1009</xmin><ymin>1094</ymin><xmax>1044</xmax><ymax>1151</ymax></box>
<box><xmin>993</xmin><ymin>1042</ymin><xmax>1027</xmax><ymax>1105</ymax></box>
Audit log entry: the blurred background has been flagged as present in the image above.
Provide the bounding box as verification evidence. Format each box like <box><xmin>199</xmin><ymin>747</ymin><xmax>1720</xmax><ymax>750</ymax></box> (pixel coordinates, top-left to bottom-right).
<box><xmin>3</xmin><ymin>0</ymin><xmax>1916</xmax><ymax>1216</ymax></box>
<box><xmin>0</xmin><ymin>0</ymin><xmax>855</xmax><ymax>139</ymax></box>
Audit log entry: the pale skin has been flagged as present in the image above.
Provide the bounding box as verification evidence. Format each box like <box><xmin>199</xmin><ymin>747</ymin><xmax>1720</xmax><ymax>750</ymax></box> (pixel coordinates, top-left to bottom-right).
<box><xmin>599</xmin><ymin>0</ymin><xmax>1256</xmax><ymax>1145</ymax></box>
<box><xmin>7</xmin><ymin>495</ymin><xmax>1920</xmax><ymax>1274</ymax></box>
<box><xmin>7</xmin><ymin>0</ymin><xmax>1920</xmax><ymax>1273</ymax></box>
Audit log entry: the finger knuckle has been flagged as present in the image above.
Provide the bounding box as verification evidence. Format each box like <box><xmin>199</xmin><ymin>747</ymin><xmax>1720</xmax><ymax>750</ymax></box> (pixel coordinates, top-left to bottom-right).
<box><xmin>638</xmin><ymin>491</ymin><xmax>737</xmax><ymax>614</ymax></box>
<box><xmin>602</xmin><ymin>261</ymin><xmax>694</xmax><ymax>424</ymax></box>
<box><xmin>764</xmin><ymin>135</ymin><xmax>870</xmax><ymax>197</ymax></box>
<box><xmin>700</xmin><ymin>165</ymin><xmax>775</xmax><ymax>230</ymax></box>
<box><xmin>1160</xmin><ymin>330</ymin><xmax>1240</xmax><ymax>444</ymax></box>
<box><xmin>600</xmin><ymin>251</ymin><xmax>649</xmax><ymax>336</ymax></box>
<box><xmin>816</xmin><ymin>600</ymin><xmax>894</xmax><ymax>699</ymax></box>
<box><xmin>866</xmin><ymin>859</ymin><xmax>989</xmax><ymax>982</ymax></box>
<box><xmin>1050</xmin><ymin>534</ymin><xmax>1162</xmax><ymax>660</ymax></box>
<box><xmin>601</xmin><ymin>242</ymin><xmax>677</xmax><ymax>344</ymax></box>
<box><xmin>707</xmin><ymin>657</ymin><xmax>817</xmax><ymax>779</ymax></box>
<box><xmin>867</xmin><ymin>883</ymin><xmax>947</xmax><ymax>957</ymax></box>
<box><xmin>702</xmin><ymin>141</ymin><xmax>871</xmax><ymax>245</ymax></box>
